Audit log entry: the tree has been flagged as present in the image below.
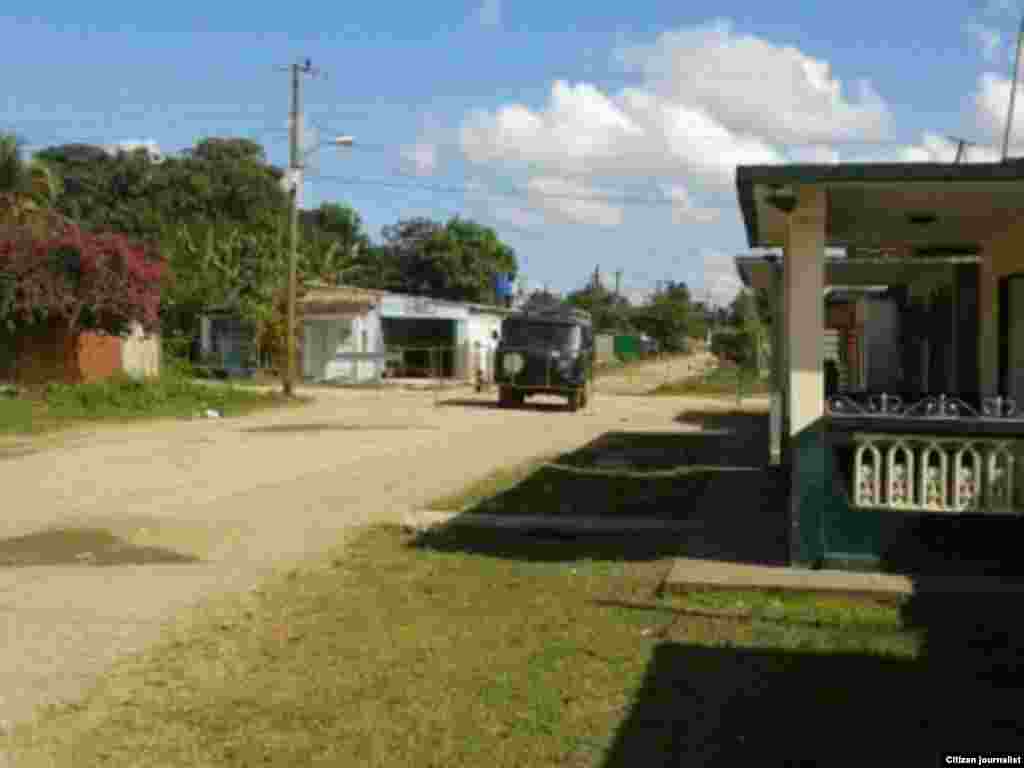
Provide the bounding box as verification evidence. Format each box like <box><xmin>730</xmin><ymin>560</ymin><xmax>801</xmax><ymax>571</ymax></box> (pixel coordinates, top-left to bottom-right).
<box><xmin>520</xmin><ymin>289</ymin><xmax>565</xmax><ymax>313</ymax></box>
<box><xmin>371</xmin><ymin>215</ymin><xmax>517</xmax><ymax>302</ymax></box>
<box><xmin>0</xmin><ymin>133</ymin><xmax>64</xmax><ymax>236</ymax></box>
<box><xmin>35</xmin><ymin>137</ymin><xmax>288</xmax><ymax>243</ymax></box>
<box><xmin>630</xmin><ymin>281</ymin><xmax>693</xmax><ymax>351</ymax></box>
<box><xmin>565</xmin><ymin>279</ymin><xmax>632</xmax><ymax>333</ymax></box>
<box><xmin>0</xmin><ymin>220</ymin><xmax>165</xmax><ymax>335</ymax></box>
<box><xmin>299</xmin><ymin>202</ymin><xmax>371</xmax><ymax>284</ymax></box>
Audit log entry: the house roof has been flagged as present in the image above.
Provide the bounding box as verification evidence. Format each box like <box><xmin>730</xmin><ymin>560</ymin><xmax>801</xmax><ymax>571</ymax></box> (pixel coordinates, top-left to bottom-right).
<box><xmin>298</xmin><ymin>285</ymin><xmax>386</xmax><ymax>316</ymax></box>
<box><xmin>736</xmin><ymin>160</ymin><xmax>1024</xmax><ymax>250</ymax></box>
<box><xmin>734</xmin><ymin>253</ymin><xmax>976</xmax><ymax>293</ymax></box>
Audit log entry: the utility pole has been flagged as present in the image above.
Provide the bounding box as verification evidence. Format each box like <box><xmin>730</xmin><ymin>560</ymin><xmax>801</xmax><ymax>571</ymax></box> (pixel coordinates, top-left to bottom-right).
<box><xmin>281</xmin><ymin>57</ymin><xmax>324</xmax><ymax>397</ymax></box>
<box><xmin>1004</xmin><ymin>12</ymin><xmax>1024</xmax><ymax>161</ymax></box>
<box><xmin>614</xmin><ymin>269</ymin><xmax>622</xmax><ymax>299</ymax></box>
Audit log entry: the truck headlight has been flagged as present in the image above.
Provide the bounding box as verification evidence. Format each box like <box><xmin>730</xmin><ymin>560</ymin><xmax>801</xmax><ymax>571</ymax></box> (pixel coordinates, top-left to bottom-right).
<box><xmin>503</xmin><ymin>353</ymin><xmax>525</xmax><ymax>375</ymax></box>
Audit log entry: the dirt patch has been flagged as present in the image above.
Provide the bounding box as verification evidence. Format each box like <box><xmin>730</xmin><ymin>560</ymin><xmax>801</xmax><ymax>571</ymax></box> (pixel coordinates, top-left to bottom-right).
<box><xmin>0</xmin><ymin>528</ymin><xmax>198</xmax><ymax>567</ymax></box>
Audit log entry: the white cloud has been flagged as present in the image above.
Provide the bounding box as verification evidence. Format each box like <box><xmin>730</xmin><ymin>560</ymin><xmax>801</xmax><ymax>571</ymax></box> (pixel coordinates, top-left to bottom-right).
<box><xmin>967</xmin><ymin>21</ymin><xmax>1002</xmax><ymax>61</ymax></box>
<box><xmin>700</xmin><ymin>249</ymin><xmax>744</xmax><ymax>306</ymax></box>
<box><xmin>456</xmin><ymin>19</ymin><xmax>895</xmax><ymax>298</ymax></box>
<box><xmin>460</xmin><ymin>19</ymin><xmax>887</xmax><ymax>196</ymax></box>
<box><xmin>895</xmin><ymin>131</ymin><xmax>1001</xmax><ymax>163</ymax></box>
<box><xmin>525</xmin><ymin>177</ymin><xmax>624</xmax><ymax>228</ymax></box>
<box><xmin>661</xmin><ymin>184</ymin><xmax>719</xmax><ymax>224</ymax></box>
<box><xmin>475</xmin><ymin>0</ymin><xmax>501</xmax><ymax>27</ymax></box>
<box><xmin>973</xmin><ymin>71</ymin><xmax>1024</xmax><ymax>147</ymax></box>
<box><xmin>615</xmin><ymin>19</ymin><xmax>890</xmax><ymax>144</ymax></box>
<box><xmin>787</xmin><ymin>144</ymin><xmax>841</xmax><ymax>164</ymax></box>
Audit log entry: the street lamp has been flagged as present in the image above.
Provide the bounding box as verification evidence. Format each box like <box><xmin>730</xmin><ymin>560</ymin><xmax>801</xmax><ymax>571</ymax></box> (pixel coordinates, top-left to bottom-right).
<box><xmin>283</xmin><ymin>133</ymin><xmax>355</xmax><ymax>397</ymax></box>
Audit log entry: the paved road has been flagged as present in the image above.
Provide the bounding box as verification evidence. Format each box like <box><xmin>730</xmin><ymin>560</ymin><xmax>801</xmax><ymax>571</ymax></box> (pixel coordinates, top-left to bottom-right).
<box><xmin>0</xmin><ymin>359</ymin><xmax>755</xmax><ymax>728</ymax></box>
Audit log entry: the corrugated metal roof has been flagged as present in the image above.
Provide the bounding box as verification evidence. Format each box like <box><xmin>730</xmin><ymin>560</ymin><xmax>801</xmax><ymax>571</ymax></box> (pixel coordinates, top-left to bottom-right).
<box><xmin>298</xmin><ymin>285</ymin><xmax>385</xmax><ymax>316</ymax></box>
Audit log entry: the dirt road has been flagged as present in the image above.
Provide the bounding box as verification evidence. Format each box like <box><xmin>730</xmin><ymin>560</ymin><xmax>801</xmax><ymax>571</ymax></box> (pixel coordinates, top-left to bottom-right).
<box><xmin>0</xmin><ymin>355</ymin><xmax>751</xmax><ymax>728</ymax></box>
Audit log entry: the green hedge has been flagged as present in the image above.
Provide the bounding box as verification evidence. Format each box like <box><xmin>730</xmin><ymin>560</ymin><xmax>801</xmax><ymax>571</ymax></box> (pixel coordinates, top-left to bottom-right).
<box><xmin>711</xmin><ymin>330</ymin><xmax>757</xmax><ymax>369</ymax></box>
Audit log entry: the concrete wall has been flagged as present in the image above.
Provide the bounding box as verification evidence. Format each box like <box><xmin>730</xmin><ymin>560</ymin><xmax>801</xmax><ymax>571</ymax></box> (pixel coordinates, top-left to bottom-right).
<box><xmin>981</xmin><ymin>221</ymin><xmax>1024</xmax><ymax>395</ymax></box>
<box><xmin>304</xmin><ymin>309</ymin><xmax>386</xmax><ymax>383</ymax></box>
<box><xmin>595</xmin><ymin>334</ymin><xmax>615</xmax><ymax>364</ymax></box>
<box><xmin>466</xmin><ymin>313</ymin><xmax>503</xmax><ymax>382</ymax></box>
<box><xmin>11</xmin><ymin>322</ymin><xmax>124</xmax><ymax>387</ymax></box>
<box><xmin>121</xmin><ymin>323</ymin><xmax>160</xmax><ymax>380</ymax></box>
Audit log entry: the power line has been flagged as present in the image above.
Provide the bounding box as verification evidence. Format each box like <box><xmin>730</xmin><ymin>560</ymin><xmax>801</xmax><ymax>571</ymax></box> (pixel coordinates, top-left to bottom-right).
<box><xmin>308</xmin><ymin>171</ymin><xmax>707</xmax><ymax>209</ymax></box>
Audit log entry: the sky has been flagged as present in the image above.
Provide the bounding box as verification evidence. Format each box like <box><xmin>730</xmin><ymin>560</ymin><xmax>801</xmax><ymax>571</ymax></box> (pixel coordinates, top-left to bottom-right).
<box><xmin>3</xmin><ymin>0</ymin><xmax>1024</xmax><ymax>305</ymax></box>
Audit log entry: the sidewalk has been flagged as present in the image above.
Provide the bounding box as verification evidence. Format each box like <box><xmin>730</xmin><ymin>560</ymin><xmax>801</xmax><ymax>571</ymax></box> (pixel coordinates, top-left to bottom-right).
<box><xmin>664</xmin><ymin>557</ymin><xmax>912</xmax><ymax>600</ymax></box>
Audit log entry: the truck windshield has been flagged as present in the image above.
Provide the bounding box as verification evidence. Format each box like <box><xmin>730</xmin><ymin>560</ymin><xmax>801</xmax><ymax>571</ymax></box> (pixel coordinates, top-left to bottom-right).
<box><xmin>502</xmin><ymin>320</ymin><xmax>580</xmax><ymax>350</ymax></box>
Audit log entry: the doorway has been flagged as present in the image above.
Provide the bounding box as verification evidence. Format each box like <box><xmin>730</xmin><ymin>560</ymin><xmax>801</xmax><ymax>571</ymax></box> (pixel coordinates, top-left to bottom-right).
<box><xmin>1000</xmin><ymin>274</ymin><xmax>1024</xmax><ymax>403</ymax></box>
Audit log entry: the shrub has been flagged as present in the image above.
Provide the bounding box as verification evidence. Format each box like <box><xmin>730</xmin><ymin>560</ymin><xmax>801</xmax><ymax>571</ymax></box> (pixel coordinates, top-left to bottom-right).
<box><xmin>711</xmin><ymin>330</ymin><xmax>757</xmax><ymax>368</ymax></box>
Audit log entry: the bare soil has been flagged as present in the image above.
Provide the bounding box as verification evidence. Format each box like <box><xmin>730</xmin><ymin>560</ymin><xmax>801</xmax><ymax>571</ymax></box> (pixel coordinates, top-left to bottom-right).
<box><xmin>0</xmin><ymin>355</ymin><xmax>759</xmax><ymax>728</ymax></box>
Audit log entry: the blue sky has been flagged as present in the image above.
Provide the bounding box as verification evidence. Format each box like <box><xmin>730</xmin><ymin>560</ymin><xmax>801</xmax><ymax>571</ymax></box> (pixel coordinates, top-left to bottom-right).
<box><xmin>2</xmin><ymin>0</ymin><xmax>1023</xmax><ymax>304</ymax></box>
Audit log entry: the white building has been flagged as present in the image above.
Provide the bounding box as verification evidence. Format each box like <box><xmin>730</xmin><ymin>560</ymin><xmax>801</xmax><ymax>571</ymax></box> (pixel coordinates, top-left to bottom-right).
<box><xmin>298</xmin><ymin>286</ymin><xmax>513</xmax><ymax>384</ymax></box>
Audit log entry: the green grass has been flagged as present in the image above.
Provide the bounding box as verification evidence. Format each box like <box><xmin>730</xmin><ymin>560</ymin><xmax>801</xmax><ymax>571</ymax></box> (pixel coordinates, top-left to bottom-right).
<box><xmin>5</xmin><ymin>524</ymin><xmax>941</xmax><ymax>768</ymax></box>
<box><xmin>649</xmin><ymin>363</ymin><xmax>770</xmax><ymax>398</ymax></box>
<box><xmin>0</xmin><ymin>369</ymin><xmax>305</xmax><ymax>437</ymax></box>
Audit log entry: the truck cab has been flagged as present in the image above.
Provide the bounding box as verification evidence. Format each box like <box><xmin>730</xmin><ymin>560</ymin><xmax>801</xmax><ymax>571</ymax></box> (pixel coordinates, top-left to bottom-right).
<box><xmin>493</xmin><ymin>308</ymin><xmax>594</xmax><ymax>411</ymax></box>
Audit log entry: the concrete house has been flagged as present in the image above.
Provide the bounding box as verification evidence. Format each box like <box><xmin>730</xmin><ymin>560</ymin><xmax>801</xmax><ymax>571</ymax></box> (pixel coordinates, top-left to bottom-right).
<box><xmin>734</xmin><ymin>161</ymin><xmax>1024</xmax><ymax>570</ymax></box>
<box><xmin>297</xmin><ymin>286</ymin><xmax>512</xmax><ymax>384</ymax></box>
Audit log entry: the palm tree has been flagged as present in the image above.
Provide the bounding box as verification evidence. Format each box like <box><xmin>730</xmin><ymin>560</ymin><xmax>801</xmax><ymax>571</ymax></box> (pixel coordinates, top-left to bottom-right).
<box><xmin>0</xmin><ymin>133</ymin><xmax>64</xmax><ymax>233</ymax></box>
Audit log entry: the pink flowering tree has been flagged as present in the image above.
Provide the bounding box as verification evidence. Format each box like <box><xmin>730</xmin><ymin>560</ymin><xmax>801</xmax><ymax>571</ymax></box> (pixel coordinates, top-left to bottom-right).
<box><xmin>0</xmin><ymin>220</ymin><xmax>166</xmax><ymax>335</ymax></box>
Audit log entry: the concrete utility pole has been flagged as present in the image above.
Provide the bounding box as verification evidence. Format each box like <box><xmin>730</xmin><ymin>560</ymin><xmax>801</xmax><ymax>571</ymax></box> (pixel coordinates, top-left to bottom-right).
<box><xmin>282</xmin><ymin>58</ymin><xmax>322</xmax><ymax>397</ymax></box>
<box><xmin>1004</xmin><ymin>12</ymin><xmax>1024</xmax><ymax>161</ymax></box>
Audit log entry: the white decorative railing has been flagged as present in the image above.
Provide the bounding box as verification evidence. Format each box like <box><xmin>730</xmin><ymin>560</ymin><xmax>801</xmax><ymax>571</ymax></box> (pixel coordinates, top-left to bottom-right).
<box><xmin>850</xmin><ymin>434</ymin><xmax>1023</xmax><ymax>514</ymax></box>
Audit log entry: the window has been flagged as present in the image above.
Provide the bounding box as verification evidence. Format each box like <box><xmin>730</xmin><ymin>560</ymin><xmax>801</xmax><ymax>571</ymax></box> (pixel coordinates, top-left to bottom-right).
<box><xmin>502</xmin><ymin>320</ymin><xmax>581</xmax><ymax>349</ymax></box>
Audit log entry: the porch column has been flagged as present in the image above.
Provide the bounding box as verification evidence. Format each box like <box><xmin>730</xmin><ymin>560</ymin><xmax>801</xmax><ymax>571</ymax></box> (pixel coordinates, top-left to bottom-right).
<box><xmin>770</xmin><ymin>259</ymin><xmax>785</xmax><ymax>465</ymax></box>
<box><xmin>783</xmin><ymin>185</ymin><xmax>826</xmax><ymax>567</ymax></box>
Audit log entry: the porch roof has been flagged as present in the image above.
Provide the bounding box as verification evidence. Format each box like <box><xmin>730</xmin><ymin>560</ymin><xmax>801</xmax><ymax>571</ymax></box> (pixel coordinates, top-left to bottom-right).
<box><xmin>735</xmin><ymin>253</ymin><xmax>979</xmax><ymax>294</ymax></box>
<box><xmin>737</xmin><ymin>161</ymin><xmax>1024</xmax><ymax>250</ymax></box>
<box><xmin>298</xmin><ymin>286</ymin><xmax>385</xmax><ymax>317</ymax></box>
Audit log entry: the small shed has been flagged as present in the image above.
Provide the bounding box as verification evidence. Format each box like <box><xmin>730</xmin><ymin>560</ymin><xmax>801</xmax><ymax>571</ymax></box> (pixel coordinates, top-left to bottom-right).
<box><xmin>298</xmin><ymin>286</ymin><xmax>387</xmax><ymax>383</ymax></box>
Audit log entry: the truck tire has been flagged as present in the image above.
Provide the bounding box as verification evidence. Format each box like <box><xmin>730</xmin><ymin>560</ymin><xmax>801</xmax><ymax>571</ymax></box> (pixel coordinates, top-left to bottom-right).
<box><xmin>499</xmin><ymin>387</ymin><xmax>518</xmax><ymax>408</ymax></box>
<box><xmin>567</xmin><ymin>388</ymin><xmax>582</xmax><ymax>412</ymax></box>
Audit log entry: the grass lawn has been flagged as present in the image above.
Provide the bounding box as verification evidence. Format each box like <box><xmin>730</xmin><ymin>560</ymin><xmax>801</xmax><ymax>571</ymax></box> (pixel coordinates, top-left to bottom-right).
<box><xmin>8</xmin><ymin>523</ymin><xmax>973</xmax><ymax>768</ymax></box>
<box><xmin>0</xmin><ymin>372</ymin><xmax>306</xmax><ymax>437</ymax></box>
<box><xmin>648</xmin><ymin>363</ymin><xmax>769</xmax><ymax>398</ymax></box>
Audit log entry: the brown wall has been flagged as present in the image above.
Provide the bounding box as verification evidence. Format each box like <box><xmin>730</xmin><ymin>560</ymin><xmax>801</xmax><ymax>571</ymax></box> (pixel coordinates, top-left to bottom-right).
<box><xmin>76</xmin><ymin>332</ymin><xmax>123</xmax><ymax>383</ymax></box>
<box><xmin>826</xmin><ymin>302</ymin><xmax>856</xmax><ymax>329</ymax></box>
<box><xmin>12</xmin><ymin>322</ymin><xmax>124</xmax><ymax>388</ymax></box>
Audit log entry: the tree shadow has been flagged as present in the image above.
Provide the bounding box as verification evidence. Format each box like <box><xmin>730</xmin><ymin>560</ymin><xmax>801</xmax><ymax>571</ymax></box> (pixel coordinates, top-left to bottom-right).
<box><xmin>881</xmin><ymin>516</ymin><xmax>1024</xmax><ymax>701</ymax></box>
<box><xmin>436</xmin><ymin>397</ymin><xmax>572</xmax><ymax>412</ymax></box>
<box><xmin>601</xmin><ymin>640</ymin><xmax>1019</xmax><ymax>768</ymax></box>
<box><xmin>413</xmin><ymin>415</ymin><xmax>788</xmax><ymax>566</ymax></box>
<box><xmin>0</xmin><ymin>527</ymin><xmax>199</xmax><ymax>566</ymax></box>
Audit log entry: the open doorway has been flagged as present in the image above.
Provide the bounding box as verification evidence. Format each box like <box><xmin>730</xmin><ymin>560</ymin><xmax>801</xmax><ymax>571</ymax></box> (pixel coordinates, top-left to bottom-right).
<box><xmin>381</xmin><ymin>317</ymin><xmax>457</xmax><ymax>378</ymax></box>
<box><xmin>1000</xmin><ymin>274</ymin><xmax>1024</xmax><ymax>403</ymax></box>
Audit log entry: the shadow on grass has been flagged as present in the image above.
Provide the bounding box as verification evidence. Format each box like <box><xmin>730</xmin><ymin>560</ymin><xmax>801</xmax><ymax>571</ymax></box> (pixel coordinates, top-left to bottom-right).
<box><xmin>601</xmin><ymin>639</ymin><xmax>1019</xmax><ymax>768</ymax></box>
<box><xmin>415</xmin><ymin>410</ymin><xmax>789</xmax><ymax>566</ymax></box>
<box><xmin>0</xmin><ymin>528</ymin><xmax>199</xmax><ymax>567</ymax></box>
<box><xmin>436</xmin><ymin>397</ymin><xmax>573</xmax><ymax>413</ymax></box>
